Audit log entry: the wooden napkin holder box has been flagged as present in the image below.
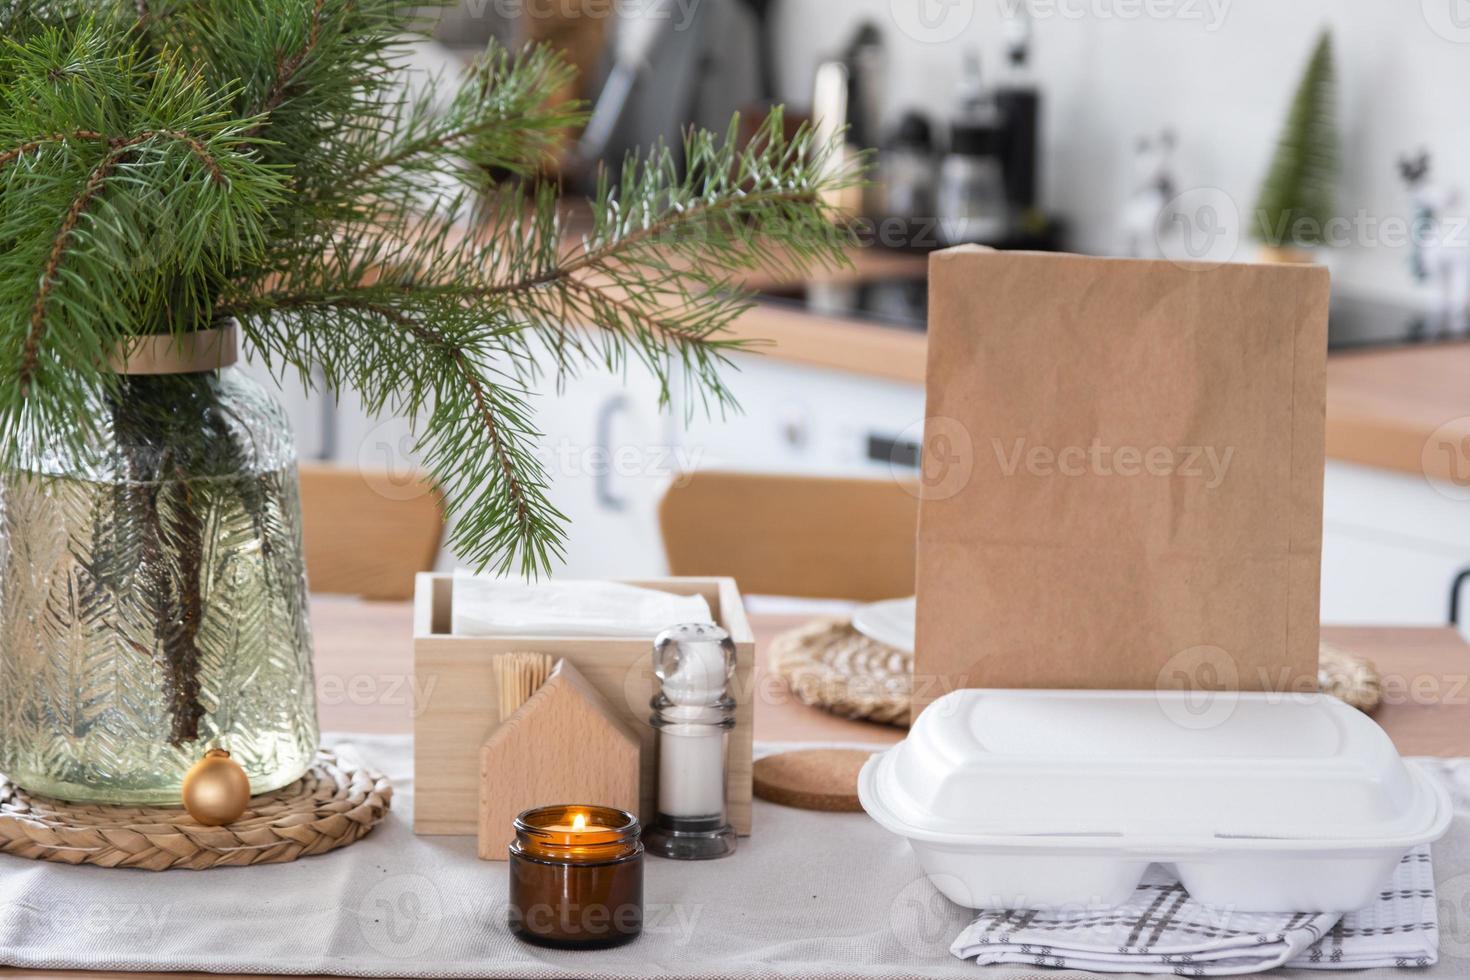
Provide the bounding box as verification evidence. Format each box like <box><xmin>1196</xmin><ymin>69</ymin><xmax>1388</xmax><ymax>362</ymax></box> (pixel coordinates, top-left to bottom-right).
<box><xmin>411</xmin><ymin>573</ymin><xmax>755</xmax><ymax>836</ymax></box>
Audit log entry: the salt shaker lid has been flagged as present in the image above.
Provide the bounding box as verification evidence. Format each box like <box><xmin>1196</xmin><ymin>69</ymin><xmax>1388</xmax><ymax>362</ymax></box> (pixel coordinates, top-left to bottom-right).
<box><xmin>653</xmin><ymin>622</ymin><xmax>735</xmax><ymax>706</ymax></box>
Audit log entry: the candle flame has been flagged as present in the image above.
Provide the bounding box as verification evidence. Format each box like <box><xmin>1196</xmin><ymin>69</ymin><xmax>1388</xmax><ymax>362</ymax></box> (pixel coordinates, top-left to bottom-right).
<box><xmin>572</xmin><ymin>812</ymin><xmax>587</xmax><ymax>832</ymax></box>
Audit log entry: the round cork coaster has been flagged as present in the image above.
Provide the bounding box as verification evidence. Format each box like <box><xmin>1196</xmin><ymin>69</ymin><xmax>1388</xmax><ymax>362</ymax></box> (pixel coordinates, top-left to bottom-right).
<box><xmin>0</xmin><ymin>747</ymin><xmax>391</xmax><ymax>870</ymax></box>
<box><xmin>753</xmin><ymin>748</ymin><xmax>874</xmax><ymax>812</ymax></box>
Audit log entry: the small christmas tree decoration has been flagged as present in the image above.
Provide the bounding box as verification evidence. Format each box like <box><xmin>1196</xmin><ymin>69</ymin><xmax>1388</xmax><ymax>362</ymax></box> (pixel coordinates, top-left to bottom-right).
<box><xmin>1253</xmin><ymin>29</ymin><xmax>1340</xmax><ymax>254</ymax></box>
<box><xmin>182</xmin><ymin>750</ymin><xmax>251</xmax><ymax>826</ymax></box>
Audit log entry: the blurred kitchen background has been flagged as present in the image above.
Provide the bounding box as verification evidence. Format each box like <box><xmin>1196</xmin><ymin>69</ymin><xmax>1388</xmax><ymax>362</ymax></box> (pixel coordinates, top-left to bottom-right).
<box><xmin>253</xmin><ymin>0</ymin><xmax>1470</xmax><ymax>634</ymax></box>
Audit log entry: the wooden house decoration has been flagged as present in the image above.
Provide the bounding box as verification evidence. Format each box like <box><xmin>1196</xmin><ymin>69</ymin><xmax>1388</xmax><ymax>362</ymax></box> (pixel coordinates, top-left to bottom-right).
<box><xmin>476</xmin><ymin>658</ymin><xmax>642</xmax><ymax>860</ymax></box>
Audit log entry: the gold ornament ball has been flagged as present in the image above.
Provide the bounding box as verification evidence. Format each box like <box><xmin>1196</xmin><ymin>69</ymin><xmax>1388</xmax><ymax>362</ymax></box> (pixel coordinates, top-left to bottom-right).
<box><xmin>182</xmin><ymin>749</ymin><xmax>251</xmax><ymax>826</ymax></box>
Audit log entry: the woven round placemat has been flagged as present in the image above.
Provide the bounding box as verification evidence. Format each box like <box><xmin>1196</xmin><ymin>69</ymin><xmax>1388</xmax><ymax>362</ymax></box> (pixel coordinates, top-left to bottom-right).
<box><xmin>769</xmin><ymin>618</ymin><xmax>1384</xmax><ymax>727</ymax></box>
<box><xmin>0</xmin><ymin>748</ymin><xmax>391</xmax><ymax>870</ymax></box>
<box><xmin>1319</xmin><ymin>641</ymin><xmax>1382</xmax><ymax>712</ymax></box>
<box><xmin>769</xmin><ymin>618</ymin><xmax>914</xmax><ymax>726</ymax></box>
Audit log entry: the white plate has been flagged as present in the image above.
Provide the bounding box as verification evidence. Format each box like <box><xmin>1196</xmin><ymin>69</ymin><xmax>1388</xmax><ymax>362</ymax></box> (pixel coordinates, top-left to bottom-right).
<box><xmin>851</xmin><ymin>596</ymin><xmax>916</xmax><ymax>653</ymax></box>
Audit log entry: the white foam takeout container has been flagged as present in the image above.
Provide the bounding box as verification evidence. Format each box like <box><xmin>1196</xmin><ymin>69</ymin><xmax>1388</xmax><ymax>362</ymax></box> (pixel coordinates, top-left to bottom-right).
<box><xmin>859</xmin><ymin>689</ymin><xmax>1450</xmax><ymax>913</ymax></box>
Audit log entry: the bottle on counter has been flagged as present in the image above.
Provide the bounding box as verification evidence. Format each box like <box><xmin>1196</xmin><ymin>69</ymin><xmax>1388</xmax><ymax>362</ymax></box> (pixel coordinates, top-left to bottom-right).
<box><xmin>937</xmin><ymin>51</ymin><xmax>1011</xmax><ymax>245</ymax></box>
<box><xmin>878</xmin><ymin>111</ymin><xmax>938</xmax><ymax>240</ymax></box>
<box><xmin>995</xmin><ymin>3</ymin><xmax>1042</xmax><ymax>215</ymax></box>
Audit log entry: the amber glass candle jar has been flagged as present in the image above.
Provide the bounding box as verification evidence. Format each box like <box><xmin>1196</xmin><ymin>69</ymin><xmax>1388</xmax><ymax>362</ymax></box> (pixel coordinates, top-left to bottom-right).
<box><xmin>508</xmin><ymin>805</ymin><xmax>643</xmax><ymax>950</ymax></box>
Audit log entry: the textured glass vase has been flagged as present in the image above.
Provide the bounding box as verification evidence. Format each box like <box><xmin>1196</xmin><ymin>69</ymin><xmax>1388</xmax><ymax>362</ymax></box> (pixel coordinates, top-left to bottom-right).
<box><xmin>0</xmin><ymin>365</ymin><xmax>319</xmax><ymax>804</ymax></box>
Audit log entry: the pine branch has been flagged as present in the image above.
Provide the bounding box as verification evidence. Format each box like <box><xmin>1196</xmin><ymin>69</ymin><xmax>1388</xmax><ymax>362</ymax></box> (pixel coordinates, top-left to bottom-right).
<box><xmin>21</xmin><ymin>143</ymin><xmax>126</xmax><ymax>395</ymax></box>
<box><xmin>0</xmin><ymin>131</ymin><xmax>104</xmax><ymax>168</ymax></box>
<box><xmin>0</xmin><ymin>128</ymin><xmax>231</xmax><ymax>180</ymax></box>
<box><xmin>5</xmin><ymin>7</ymin><xmax>863</xmax><ymax>578</ymax></box>
<box><xmin>19</xmin><ymin>125</ymin><xmax>234</xmax><ymax>392</ymax></box>
<box><xmin>220</xmin><ymin>278</ymin><xmax>566</xmax><ymax>575</ymax></box>
<box><xmin>245</xmin><ymin>0</ymin><xmax>325</xmax><ymax>129</ymax></box>
<box><xmin>469</xmin><ymin>111</ymin><xmax>861</xmax><ymax>415</ymax></box>
<box><xmin>344</xmin><ymin>43</ymin><xmax>580</xmax><ymax>188</ymax></box>
<box><xmin>0</xmin><ymin>15</ymin><xmax>286</xmax><ymax>464</ymax></box>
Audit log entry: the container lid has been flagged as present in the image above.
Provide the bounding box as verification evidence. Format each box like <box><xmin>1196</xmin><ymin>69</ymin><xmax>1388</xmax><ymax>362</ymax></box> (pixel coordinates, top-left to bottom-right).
<box><xmin>862</xmin><ymin>690</ymin><xmax>1443</xmax><ymax>846</ymax></box>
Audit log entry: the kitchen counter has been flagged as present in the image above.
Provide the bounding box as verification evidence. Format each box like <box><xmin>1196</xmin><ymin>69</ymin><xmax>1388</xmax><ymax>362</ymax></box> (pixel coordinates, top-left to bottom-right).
<box><xmin>1326</xmin><ymin>343</ymin><xmax>1470</xmax><ymax>480</ymax></box>
<box><xmin>730</xmin><ymin>249</ymin><xmax>1470</xmax><ymax>478</ymax></box>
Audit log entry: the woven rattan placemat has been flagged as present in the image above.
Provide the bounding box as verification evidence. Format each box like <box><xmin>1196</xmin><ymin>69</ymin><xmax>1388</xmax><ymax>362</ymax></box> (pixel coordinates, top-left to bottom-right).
<box><xmin>0</xmin><ymin>747</ymin><xmax>390</xmax><ymax>870</ymax></box>
<box><xmin>769</xmin><ymin>618</ymin><xmax>1383</xmax><ymax>727</ymax></box>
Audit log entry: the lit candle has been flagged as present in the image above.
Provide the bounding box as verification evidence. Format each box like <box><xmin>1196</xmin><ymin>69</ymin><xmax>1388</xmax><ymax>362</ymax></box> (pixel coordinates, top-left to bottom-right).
<box><xmin>507</xmin><ymin>805</ymin><xmax>643</xmax><ymax>950</ymax></box>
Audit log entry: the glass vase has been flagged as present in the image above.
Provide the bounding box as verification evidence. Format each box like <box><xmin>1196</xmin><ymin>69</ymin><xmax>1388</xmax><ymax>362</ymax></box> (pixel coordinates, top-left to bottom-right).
<box><xmin>0</xmin><ymin>355</ymin><xmax>319</xmax><ymax>804</ymax></box>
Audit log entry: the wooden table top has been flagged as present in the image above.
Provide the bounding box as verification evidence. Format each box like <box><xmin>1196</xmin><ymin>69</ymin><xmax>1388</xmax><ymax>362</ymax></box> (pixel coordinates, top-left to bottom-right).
<box><xmin>310</xmin><ymin>596</ymin><xmax>1470</xmax><ymax>756</ymax></box>
<box><xmin>6</xmin><ymin>598</ymin><xmax>1469</xmax><ymax>980</ymax></box>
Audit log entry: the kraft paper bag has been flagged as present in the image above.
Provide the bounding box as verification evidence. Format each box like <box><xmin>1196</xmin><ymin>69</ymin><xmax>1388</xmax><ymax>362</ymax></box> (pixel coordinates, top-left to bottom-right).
<box><xmin>912</xmin><ymin>248</ymin><xmax>1329</xmax><ymax>710</ymax></box>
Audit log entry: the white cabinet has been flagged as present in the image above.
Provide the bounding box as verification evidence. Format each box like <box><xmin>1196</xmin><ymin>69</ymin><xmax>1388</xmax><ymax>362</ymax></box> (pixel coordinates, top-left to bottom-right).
<box><xmin>677</xmin><ymin>353</ymin><xmax>928</xmax><ymax>477</ymax></box>
<box><xmin>525</xmin><ymin>352</ymin><xmax>928</xmax><ymax>576</ymax></box>
<box><xmin>1321</xmin><ymin>461</ymin><xmax>1470</xmax><ymax>633</ymax></box>
<box><xmin>526</xmin><ymin>364</ymin><xmax>679</xmax><ymax>579</ymax></box>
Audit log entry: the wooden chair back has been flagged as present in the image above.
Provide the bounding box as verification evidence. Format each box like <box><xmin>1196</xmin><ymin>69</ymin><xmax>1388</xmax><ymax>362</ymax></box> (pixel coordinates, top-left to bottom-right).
<box><xmin>297</xmin><ymin>462</ymin><xmax>444</xmax><ymax>600</ymax></box>
<box><xmin>658</xmin><ymin>470</ymin><xmax>919</xmax><ymax>601</ymax></box>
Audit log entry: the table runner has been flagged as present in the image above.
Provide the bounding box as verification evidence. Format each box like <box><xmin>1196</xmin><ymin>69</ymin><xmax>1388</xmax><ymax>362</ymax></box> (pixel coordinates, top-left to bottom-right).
<box><xmin>0</xmin><ymin>735</ymin><xmax>1467</xmax><ymax>980</ymax></box>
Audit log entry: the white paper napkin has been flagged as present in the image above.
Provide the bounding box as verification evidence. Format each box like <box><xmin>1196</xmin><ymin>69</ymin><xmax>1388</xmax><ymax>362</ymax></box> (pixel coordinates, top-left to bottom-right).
<box><xmin>450</xmin><ymin>572</ymin><xmax>713</xmax><ymax>637</ymax></box>
<box><xmin>952</xmin><ymin>847</ymin><xmax>1437</xmax><ymax>975</ymax></box>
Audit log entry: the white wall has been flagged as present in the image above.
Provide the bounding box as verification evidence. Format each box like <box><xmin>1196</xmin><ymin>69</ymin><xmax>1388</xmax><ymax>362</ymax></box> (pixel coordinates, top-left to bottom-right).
<box><xmin>773</xmin><ymin>0</ymin><xmax>1470</xmax><ymax>304</ymax></box>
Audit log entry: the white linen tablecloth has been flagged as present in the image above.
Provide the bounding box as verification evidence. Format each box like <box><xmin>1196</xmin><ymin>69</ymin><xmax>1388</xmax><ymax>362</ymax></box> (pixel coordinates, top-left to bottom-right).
<box><xmin>1</xmin><ymin>735</ymin><xmax>1468</xmax><ymax>979</ymax></box>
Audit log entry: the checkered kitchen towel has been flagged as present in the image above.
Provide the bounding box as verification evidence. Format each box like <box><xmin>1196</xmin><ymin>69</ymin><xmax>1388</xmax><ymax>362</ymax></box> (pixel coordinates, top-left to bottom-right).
<box><xmin>952</xmin><ymin>847</ymin><xmax>1437</xmax><ymax>975</ymax></box>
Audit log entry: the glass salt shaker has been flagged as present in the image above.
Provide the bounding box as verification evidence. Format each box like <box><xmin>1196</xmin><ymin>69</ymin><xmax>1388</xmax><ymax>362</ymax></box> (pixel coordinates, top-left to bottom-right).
<box><xmin>644</xmin><ymin>623</ymin><xmax>737</xmax><ymax>860</ymax></box>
